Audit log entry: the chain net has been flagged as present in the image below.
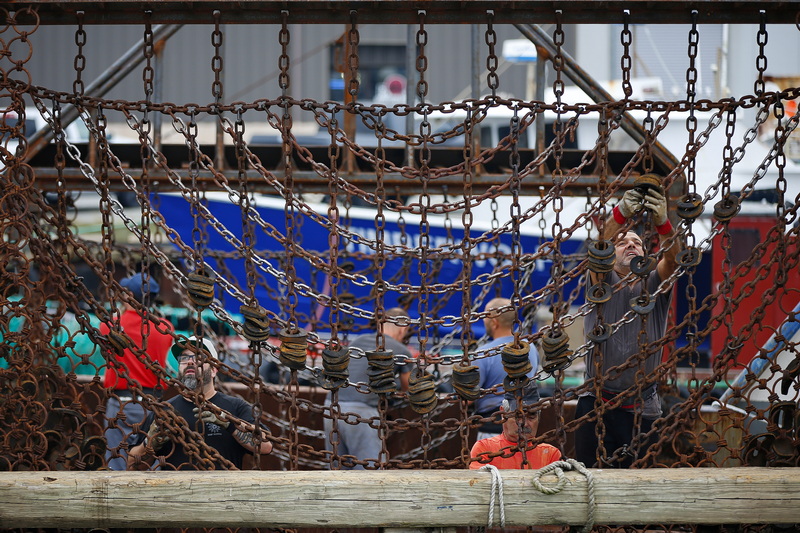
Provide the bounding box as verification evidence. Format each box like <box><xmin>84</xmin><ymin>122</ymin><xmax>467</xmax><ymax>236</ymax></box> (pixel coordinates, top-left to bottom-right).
<box><xmin>2</xmin><ymin>6</ymin><xmax>800</xmax><ymax>533</ymax></box>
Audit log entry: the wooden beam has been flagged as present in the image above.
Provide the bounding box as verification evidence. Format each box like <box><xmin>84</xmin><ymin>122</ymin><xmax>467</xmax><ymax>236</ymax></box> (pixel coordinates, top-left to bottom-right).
<box><xmin>1</xmin><ymin>468</ymin><xmax>799</xmax><ymax>528</ymax></box>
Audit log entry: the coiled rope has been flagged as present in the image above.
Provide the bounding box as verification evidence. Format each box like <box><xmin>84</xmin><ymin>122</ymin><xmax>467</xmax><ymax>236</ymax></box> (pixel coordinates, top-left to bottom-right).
<box><xmin>478</xmin><ymin>459</ymin><xmax>595</xmax><ymax>532</ymax></box>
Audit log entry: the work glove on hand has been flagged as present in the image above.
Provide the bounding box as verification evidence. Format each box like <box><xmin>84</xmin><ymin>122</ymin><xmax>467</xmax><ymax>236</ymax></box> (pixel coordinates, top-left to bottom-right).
<box><xmin>146</xmin><ymin>423</ymin><xmax>170</xmax><ymax>451</ymax></box>
<box><xmin>194</xmin><ymin>406</ymin><xmax>230</xmax><ymax>429</ymax></box>
<box><xmin>617</xmin><ymin>188</ymin><xmax>644</xmax><ymax>219</ymax></box>
<box><xmin>643</xmin><ymin>188</ymin><xmax>668</xmax><ymax>226</ymax></box>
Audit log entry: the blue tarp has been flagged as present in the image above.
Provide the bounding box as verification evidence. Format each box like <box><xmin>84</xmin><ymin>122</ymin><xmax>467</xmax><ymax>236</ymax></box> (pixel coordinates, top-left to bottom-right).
<box><xmin>156</xmin><ymin>193</ymin><xmax>585</xmax><ymax>337</ymax></box>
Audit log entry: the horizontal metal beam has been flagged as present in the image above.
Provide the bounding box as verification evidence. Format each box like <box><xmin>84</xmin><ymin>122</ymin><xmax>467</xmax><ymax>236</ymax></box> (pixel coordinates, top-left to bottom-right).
<box><xmin>1</xmin><ymin>468</ymin><xmax>799</xmax><ymax>528</ymax></box>
<box><xmin>24</xmin><ymin>143</ymin><xmax>672</xmax><ymax>195</ymax></box>
<box><xmin>25</xmin><ymin>167</ymin><xmax>631</xmax><ymax>195</ymax></box>
<box><xmin>5</xmin><ymin>1</ymin><xmax>797</xmax><ymax>25</ymax></box>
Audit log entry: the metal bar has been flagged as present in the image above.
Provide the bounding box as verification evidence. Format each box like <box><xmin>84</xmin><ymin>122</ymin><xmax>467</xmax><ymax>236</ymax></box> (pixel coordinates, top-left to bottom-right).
<box><xmin>24</xmin><ymin>166</ymin><xmax>642</xmax><ymax>194</ymax></box>
<box><xmin>13</xmin><ymin>2</ymin><xmax>800</xmax><ymax>26</ymax></box>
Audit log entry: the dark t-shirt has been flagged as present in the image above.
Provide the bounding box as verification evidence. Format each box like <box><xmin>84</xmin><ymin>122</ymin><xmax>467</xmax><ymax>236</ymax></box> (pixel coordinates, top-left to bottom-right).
<box><xmin>129</xmin><ymin>391</ymin><xmax>257</xmax><ymax>470</ymax></box>
<box><xmin>583</xmin><ymin>269</ymin><xmax>672</xmax><ymax>418</ymax></box>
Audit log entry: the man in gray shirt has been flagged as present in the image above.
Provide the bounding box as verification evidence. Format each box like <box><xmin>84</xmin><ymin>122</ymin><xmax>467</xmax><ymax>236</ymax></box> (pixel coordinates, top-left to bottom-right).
<box><xmin>575</xmin><ymin>184</ymin><xmax>681</xmax><ymax>467</ymax></box>
<box><xmin>324</xmin><ymin>307</ymin><xmax>413</xmax><ymax>469</ymax></box>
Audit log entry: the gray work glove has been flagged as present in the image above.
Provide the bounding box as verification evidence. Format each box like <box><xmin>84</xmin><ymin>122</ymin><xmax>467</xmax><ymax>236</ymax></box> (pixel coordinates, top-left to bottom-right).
<box><xmin>146</xmin><ymin>423</ymin><xmax>170</xmax><ymax>451</ymax></box>
<box><xmin>643</xmin><ymin>188</ymin><xmax>668</xmax><ymax>226</ymax></box>
<box><xmin>617</xmin><ymin>188</ymin><xmax>644</xmax><ymax>219</ymax></box>
<box><xmin>194</xmin><ymin>406</ymin><xmax>230</xmax><ymax>429</ymax></box>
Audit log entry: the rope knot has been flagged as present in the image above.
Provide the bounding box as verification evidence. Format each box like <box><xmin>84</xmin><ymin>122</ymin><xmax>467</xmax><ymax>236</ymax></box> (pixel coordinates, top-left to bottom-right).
<box><xmin>531</xmin><ymin>458</ymin><xmax>596</xmax><ymax>533</ymax></box>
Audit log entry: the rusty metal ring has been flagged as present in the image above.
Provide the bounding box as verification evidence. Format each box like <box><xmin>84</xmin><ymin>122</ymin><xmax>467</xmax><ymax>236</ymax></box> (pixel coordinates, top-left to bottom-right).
<box><xmin>713</xmin><ymin>196</ymin><xmax>741</xmax><ymax>222</ymax></box>
<box><xmin>587</xmin><ymin>239</ymin><xmax>615</xmax><ymax>260</ymax></box>
<box><xmin>677</xmin><ymin>192</ymin><xmax>705</xmax><ymax>220</ymax></box>
<box><xmin>677</xmin><ymin>247</ymin><xmax>702</xmax><ymax>267</ymax></box>
<box><xmin>587</xmin><ymin>323</ymin><xmax>612</xmax><ymax>343</ymax></box>
<box><xmin>503</xmin><ymin>375</ymin><xmax>530</xmax><ymax>392</ymax></box>
<box><xmin>541</xmin><ymin>329</ymin><xmax>569</xmax><ymax>350</ymax></box>
<box><xmin>586</xmin><ymin>282</ymin><xmax>612</xmax><ymax>304</ymax></box>
<box><xmin>634</xmin><ymin>173</ymin><xmax>664</xmax><ymax>195</ymax></box>
<box><xmin>542</xmin><ymin>356</ymin><xmax>572</xmax><ymax>373</ymax></box>
<box><xmin>630</xmin><ymin>255</ymin><xmax>657</xmax><ymax>276</ymax></box>
<box><xmin>501</xmin><ymin>341</ymin><xmax>530</xmax><ymax>358</ymax></box>
<box><xmin>630</xmin><ymin>294</ymin><xmax>656</xmax><ymax>315</ymax></box>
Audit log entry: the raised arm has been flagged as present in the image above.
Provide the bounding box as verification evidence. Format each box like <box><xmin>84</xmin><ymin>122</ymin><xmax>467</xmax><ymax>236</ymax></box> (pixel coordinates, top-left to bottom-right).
<box><xmin>643</xmin><ymin>188</ymin><xmax>682</xmax><ymax>281</ymax></box>
<box><xmin>588</xmin><ymin>188</ymin><xmax>644</xmax><ymax>285</ymax></box>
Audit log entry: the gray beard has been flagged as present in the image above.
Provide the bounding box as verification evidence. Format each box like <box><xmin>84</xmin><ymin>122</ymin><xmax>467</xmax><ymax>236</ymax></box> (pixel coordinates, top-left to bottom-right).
<box><xmin>181</xmin><ymin>372</ymin><xmax>211</xmax><ymax>390</ymax></box>
<box><xmin>181</xmin><ymin>374</ymin><xmax>199</xmax><ymax>389</ymax></box>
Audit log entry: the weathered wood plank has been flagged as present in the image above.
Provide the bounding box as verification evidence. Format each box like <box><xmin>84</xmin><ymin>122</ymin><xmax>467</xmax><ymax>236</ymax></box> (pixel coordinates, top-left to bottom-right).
<box><xmin>0</xmin><ymin>468</ymin><xmax>798</xmax><ymax>528</ymax></box>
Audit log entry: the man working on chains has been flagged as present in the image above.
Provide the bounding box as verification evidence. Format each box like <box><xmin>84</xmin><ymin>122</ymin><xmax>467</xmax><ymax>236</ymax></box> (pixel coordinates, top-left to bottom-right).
<box><xmin>127</xmin><ymin>335</ymin><xmax>272</xmax><ymax>470</ymax></box>
<box><xmin>574</xmin><ymin>179</ymin><xmax>682</xmax><ymax>468</ymax></box>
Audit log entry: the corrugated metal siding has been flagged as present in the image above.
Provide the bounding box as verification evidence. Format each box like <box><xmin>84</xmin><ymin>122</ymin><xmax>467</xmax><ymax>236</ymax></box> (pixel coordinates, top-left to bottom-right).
<box><xmin>20</xmin><ymin>23</ymin><xmax>533</xmax><ymax>109</ymax></box>
<box><xmin>610</xmin><ymin>24</ymin><xmax>724</xmax><ymax>99</ymax></box>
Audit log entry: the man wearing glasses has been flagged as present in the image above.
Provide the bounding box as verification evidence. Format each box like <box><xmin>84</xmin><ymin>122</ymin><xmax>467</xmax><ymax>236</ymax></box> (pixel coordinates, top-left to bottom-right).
<box><xmin>127</xmin><ymin>336</ymin><xmax>272</xmax><ymax>470</ymax></box>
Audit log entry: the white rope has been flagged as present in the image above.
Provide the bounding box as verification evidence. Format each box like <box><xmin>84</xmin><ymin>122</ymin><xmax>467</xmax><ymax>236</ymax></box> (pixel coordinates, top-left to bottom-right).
<box><xmin>477</xmin><ymin>464</ymin><xmax>506</xmax><ymax>528</ymax></box>
<box><xmin>531</xmin><ymin>458</ymin><xmax>596</xmax><ymax>533</ymax></box>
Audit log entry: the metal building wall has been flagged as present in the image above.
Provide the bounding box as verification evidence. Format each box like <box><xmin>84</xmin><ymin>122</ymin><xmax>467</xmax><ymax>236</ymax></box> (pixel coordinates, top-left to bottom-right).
<box><xmin>20</xmin><ymin>23</ymin><xmax>532</xmax><ymax>121</ymax></box>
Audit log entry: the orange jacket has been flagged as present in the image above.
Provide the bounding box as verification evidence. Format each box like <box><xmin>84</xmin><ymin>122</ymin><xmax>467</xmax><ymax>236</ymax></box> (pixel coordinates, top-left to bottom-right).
<box><xmin>470</xmin><ymin>434</ymin><xmax>561</xmax><ymax>469</ymax></box>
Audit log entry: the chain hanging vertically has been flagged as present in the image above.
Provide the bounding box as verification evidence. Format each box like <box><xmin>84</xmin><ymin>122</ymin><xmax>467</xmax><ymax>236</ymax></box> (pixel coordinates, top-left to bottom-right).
<box><xmin>276</xmin><ymin>10</ymin><xmax>303</xmax><ymax>472</ymax></box>
<box><xmin>72</xmin><ymin>11</ymin><xmax>86</xmax><ymax>97</ymax></box>
<box><xmin>211</xmin><ymin>10</ymin><xmax>223</xmax><ymax>111</ymax></box>
<box><xmin>541</xmin><ymin>10</ymin><xmax>573</xmax><ymax>375</ymax></box>
<box><xmin>681</xmin><ymin>10</ymin><xmax>702</xmax><ymax>397</ymax></box>
<box><xmin>346</xmin><ymin>10</ymin><xmax>360</xmax><ymax>101</ymax></box>
<box><xmin>754</xmin><ymin>10</ymin><xmax>768</xmax><ymax>97</ymax></box>
<box><xmin>485</xmin><ymin>10</ymin><xmax>499</xmax><ymax>99</ymax></box>
<box><xmin>620</xmin><ymin>10</ymin><xmax>633</xmax><ymax>100</ymax></box>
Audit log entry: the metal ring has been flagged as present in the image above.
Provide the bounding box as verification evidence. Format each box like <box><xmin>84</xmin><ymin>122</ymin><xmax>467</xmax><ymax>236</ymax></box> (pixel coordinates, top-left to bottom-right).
<box><xmin>677</xmin><ymin>247</ymin><xmax>702</xmax><ymax>267</ymax></box>
<box><xmin>587</xmin><ymin>323</ymin><xmax>611</xmax><ymax>343</ymax></box>
<box><xmin>634</xmin><ymin>173</ymin><xmax>664</xmax><ymax>195</ymax></box>
<box><xmin>677</xmin><ymin>192</ymin><xmax>705</xmax><ymax>220</ymax></box>
<box><xmin>630</xmin><ymin>255</ymin><xmax>657</xmax><ymax>276</ymax></box>
<box><xmin>587</xmin><ymin>239</ymin><xmax>615</xmax><ymax>260</ymax></box>
<box><xmin>713</xmin><ymin>196</ymin><xmax>740</xmax><ymax>222</ymax></box>
<box><xmin>630</xmin><ymin>294</ymin><xmax>656</xmax><ymax>315</ymax></box>
<box><xmin>586</xmin><ymin>282</ymin><xmax>612</xmax><ymax>304</ymax></box>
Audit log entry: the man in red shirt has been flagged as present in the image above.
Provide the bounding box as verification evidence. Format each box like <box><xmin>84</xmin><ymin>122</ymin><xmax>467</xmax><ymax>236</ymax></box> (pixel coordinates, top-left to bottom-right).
<box><xmin>470</xmin><ymin>392</ymin><xmax>561</xmax><ymax>470</ymax></box>
<box><xmin>101</xmin><ymin>272</ymin><xmax>174</xmax><ymax>470</ymax></box>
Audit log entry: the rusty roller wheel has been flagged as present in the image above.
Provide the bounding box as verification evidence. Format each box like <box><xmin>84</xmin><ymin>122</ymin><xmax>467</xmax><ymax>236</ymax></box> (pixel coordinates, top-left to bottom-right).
<box><xmin>408</xmin><ymin>370</ymin><xmax>437</xmax><ymax>414</ymax></box>
<box><xmin>633</xmin><ymin>173</ymin><xmax>664</xmax><ymax>195</ymax></box>
<box><xmin>320</xmin><ymin>346</ymin><xmax>350</xmax><ymax>390</ymax></box>
<box><xmin>278</xmin><ymin>328</ymin><xmax>308</xmax><ymax>370</ymax></box>
<box><xmin>186</xmin><ymin>269</ymin><xmax>216</xmax><ymax>307</ymax></box>
<box><xmin>630</xmin><ymin>294</ymin><xmax>656</xmax><ymax>315</ymax></box>
<box><xmin>630</xmin><ymin>255</ymin><xmax>657</xmax><ymax>276</ymax></box>
<box><xmin>587</xmin><ymin>239</ymin><xmax>615</xmax><ymax>260</ymax></box>
<box><xmin>240</xmin><ymin>304</ymin><xmax>270</xmax><ymax>343</ymax></box>
<box><xmin>366</xmin><ymin>350</ymin><xmax>397</xmax><ymax>394</ymax></box>
<box><xmin>586</xmin><ymin>282</ymin><xmax>613</xmax><ymax>304</ymax></box>
<box><xmin>501</xmin><ymin>341</ymin><xmax>532</xmax><ymax>379</ymax></box>
<box><xmin>677</xmin><ymin>192</ymin><xmax>705</xmax><ymax>221</ymax></box>
<box><xmin>677</xmin><ymin>247</ymin><xmax>702</xmax><ymax>268</ymax></box>
<box><xmin>451</xmin><ymin>363</ymin><xmax>481</xmax><ymax>401</ymax></box>
<box><xmin>713</xmin><ymin>195</ymin><xmax>741</xmax><ymax>222</ymax></box>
